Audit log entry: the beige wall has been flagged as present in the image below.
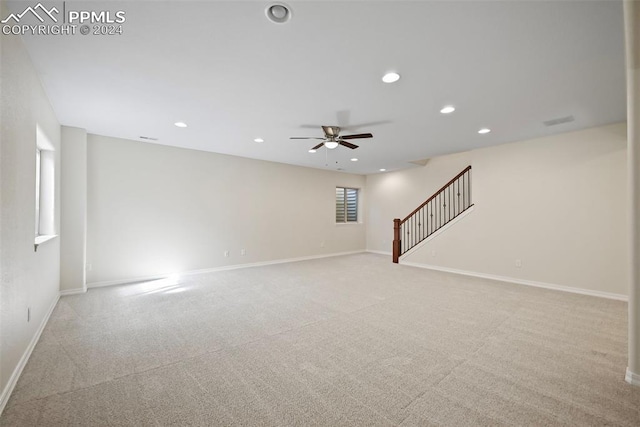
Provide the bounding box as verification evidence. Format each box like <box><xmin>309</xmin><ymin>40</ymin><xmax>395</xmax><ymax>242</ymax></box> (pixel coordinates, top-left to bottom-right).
<box><xmin>367</xmin><ymin>123</ymin><xmax>628</xmax><ymax>297</ymax></box>
<box><xmin>86</xmin><ymin>135</ymin><xmax>366</xmax><ymax>285</ymax></box>
<box><xmin>0</xmin><ymin>22</ymin><xmax>61</xmax><ymax>408</ymax></box>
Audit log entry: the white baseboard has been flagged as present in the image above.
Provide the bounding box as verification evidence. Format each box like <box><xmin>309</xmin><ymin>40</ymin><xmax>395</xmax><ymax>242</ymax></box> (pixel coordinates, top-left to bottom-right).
<box><xmin>60</xmin><ymin>287</ymin><xmax>87</xmax><ymax>296</ymax></box>
<box><xmin>0</xmin><ymin>293</ymin><xmax>60</xmax><ymax>416</ymax></box>
<box><xmin>366</xmin><ymin>250</ymin><xmax>392</xmax><ymax>256</ymax></box>
<box><xmin>88</xmin><ymin>274</ymin><xmax>169</xmax><ymax>289</ymax></box>
<box><xmin>626</xmin><ymin>368</ymin><xmax>640</xmax><ymax>386</ymax></box>
<box><xmin>400</xmin><ymin>261</ymin><xmax>628</xmax><ymax>301</ymax></box>
<box><xmin>87</xmin><ymin>250</ymin><xmax>367</xmax><ymax>289</ymax></box>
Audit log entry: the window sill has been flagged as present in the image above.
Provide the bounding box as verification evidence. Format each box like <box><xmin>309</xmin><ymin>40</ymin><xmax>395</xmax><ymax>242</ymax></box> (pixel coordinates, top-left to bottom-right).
<box><xmin>34</xmin><ymin>234</ymin><xmax>58</xmax><ymax>252</ymax></box>
<box><xmin>336</xmin><ymin>222</ymin><xmax>363</xmax><ymax>226</ymax></box>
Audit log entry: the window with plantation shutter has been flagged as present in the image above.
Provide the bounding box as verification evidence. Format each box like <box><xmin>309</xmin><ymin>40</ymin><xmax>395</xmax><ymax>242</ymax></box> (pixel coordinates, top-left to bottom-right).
<box><xmin>336</xmin><ymin>187</ymin><xmax>358</xmax><ymax>223</ymax></box>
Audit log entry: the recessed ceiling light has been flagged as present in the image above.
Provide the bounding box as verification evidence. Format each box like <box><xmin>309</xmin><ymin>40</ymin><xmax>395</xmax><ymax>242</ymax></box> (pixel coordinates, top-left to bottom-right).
<box><xmin>308</xmin><ymin>149</ymin><xmax>317</xmax><ymax>153</ymax></box>
<box><xmin>254</xmin><ymin>138</ymin><xmax>264</xmax><ymax>143</ymax></box>
<box><xmin>440</xmin><ymin>106</ymin><xmax>456</xmax><ymax>114</ymax></box>
<box><xmin>265</xmin><ymin>3</ymin><xmax>292</xmax><ymax>24</ymax></box>
<box><xmin>382</xmin><ymin>72</ymin><xmax>400</xmax><ymax>83</ymax></box>
<box><xmin>174</xmin><ymin>122</ymin><xmax>187</xmax><ymax>128</ymax></box>
<box><xmin>478</xmin><ymin>128</ymin><xmax>491</xmax><ymax>134</ymax></box>
<box><xmin>350</xmin><ymin>158</ymin><xmax>358</xmax><ymax>162</ymax></box>
<box><xmin>379</xmin><ymin>168</ymin><xmax>386</xmax><ymax>172</ymax></box>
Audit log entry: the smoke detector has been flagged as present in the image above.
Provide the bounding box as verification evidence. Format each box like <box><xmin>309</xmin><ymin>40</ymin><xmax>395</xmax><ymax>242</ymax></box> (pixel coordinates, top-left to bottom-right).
<box><xmin>266</xmin><ymin>3</ymin><xmax>292</xmax><ymax>24</ymax></box>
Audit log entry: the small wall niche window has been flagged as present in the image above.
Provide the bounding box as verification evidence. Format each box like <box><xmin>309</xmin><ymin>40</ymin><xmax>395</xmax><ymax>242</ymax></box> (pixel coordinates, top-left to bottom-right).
<box><xmin>336</xmin><ymin>187</ymin><xmax>359</xmax><ymax>223</ymax></box>
<box><xmin>35</xmin><ymin>148</ymin><xmax>41</xmax><ymax>234</ymax></box>
<box><xmin>35</xmin><ymin>125</ymin><xmax>55</xmax><ymax>243</ymax></box>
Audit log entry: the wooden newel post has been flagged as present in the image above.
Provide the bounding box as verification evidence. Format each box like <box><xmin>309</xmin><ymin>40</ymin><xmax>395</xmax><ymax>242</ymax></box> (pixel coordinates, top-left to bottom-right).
<box><xmin>393</xmin><ymin>218</ymin><xmax>401</xmax><ymax>263</ymax></box>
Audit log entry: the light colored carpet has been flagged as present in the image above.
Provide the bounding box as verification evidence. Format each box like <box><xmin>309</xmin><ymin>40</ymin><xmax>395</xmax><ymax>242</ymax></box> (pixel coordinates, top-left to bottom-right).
<box><xmin>2</xmin><ymin>253</ymin><xmax>640</xmax><ymax>426</ymax></box>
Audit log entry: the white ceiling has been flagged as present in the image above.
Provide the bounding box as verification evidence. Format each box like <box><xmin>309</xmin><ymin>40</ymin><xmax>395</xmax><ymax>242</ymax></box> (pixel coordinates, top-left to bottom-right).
<box><xmin>14</xmin><ymin>0</ymin><xmax>625</xmax><ymax>174</ymax></box>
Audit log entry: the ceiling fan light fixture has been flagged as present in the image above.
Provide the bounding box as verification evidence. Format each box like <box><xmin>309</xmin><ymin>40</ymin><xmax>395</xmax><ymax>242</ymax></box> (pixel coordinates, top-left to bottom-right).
<box><xmin>324</xmin><ymin>141</ymin><xmax>339</xmax><ymax>149</ymax></box>
<box><xmin>265</xmin><ymin>3</ymin><xmax>292</xmax><ymax>24</ymax></box>
<box><xmin>382</xmin><ymin>72</ymin><xmax>400</xmax><ymax>83</ymax></box>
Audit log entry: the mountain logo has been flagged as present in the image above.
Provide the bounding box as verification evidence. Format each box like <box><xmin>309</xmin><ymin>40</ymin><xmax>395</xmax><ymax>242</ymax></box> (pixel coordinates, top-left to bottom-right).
<box><xmin>1</xmin><ymin>3</ymin><xmax>59</xmax><ymax>24</ymax></box>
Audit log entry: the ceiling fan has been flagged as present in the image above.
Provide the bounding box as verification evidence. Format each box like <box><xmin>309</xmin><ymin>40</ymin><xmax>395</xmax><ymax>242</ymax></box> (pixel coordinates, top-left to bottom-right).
<box><xmin>290</xmin><ymin>125</ymin><xmax>373</xmax><ymax>150</ymax></box>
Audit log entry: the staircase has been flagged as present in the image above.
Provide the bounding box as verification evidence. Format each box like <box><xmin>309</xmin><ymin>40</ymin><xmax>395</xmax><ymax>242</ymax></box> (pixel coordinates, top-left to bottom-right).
<box><xmin>393</xmin><ymin>166</ymin><xmax>473</xmax><ymax>263</ymax></box>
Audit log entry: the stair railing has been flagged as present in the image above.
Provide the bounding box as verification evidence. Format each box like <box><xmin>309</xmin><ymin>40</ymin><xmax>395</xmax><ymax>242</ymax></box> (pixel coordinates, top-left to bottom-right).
<box><xmin>393</xmin><ymin>166</ymin><xmax>472</xmax><ymax>263</ymax></box>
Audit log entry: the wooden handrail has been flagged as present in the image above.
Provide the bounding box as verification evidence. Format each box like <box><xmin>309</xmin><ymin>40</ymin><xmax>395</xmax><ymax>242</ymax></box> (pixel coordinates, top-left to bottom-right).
<box><xmin>400</xmin><ymin>165</ymin><xmax>471</xmax><ymax>224</ymax></box>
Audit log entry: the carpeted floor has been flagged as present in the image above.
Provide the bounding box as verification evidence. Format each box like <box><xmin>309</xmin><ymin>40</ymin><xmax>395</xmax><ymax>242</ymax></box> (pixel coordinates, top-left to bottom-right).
<box><xmin>2</xmin><ymin>253</ymin><xmax>640</xmax><ymax>426</ymax></box>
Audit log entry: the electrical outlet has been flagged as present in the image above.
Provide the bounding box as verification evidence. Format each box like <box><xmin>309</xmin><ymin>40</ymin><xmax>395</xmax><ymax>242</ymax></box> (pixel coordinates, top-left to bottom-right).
<box><xmin>320</xmin><ymin>241</ymin><xmax>325</xmax><ymax>248</ymax></box>
<box><xmin>224</xmin><ymin>250</ymin><xmax>229</xmax><ymax>257</ymax></box>
<box><xmin>240</xmin><ymin>248</ymin><xmax>246</xmax><ymax>256</ymax></box>
<box><xmin>515</xmin><ymin>259</ymin><xmax>522</xmax><ymax>268</ymax></box>
<box><xmin>431</xmin><ymin>250</ymin><xmax>437</xmax><ymax>257</ymax></box>
<box><xmin>86</xmin><ymin>263</ymin><xmax>92</xmax><ymax>271</ymax></box>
